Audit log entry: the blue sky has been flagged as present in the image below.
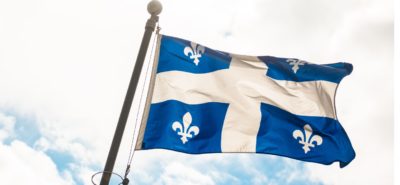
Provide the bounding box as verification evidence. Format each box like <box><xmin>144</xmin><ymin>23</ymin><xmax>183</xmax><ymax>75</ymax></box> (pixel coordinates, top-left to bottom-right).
<box><xmin>0</xmin><ymin>0</ymin><xmax>393</xmax><ymax>185</ymax></box>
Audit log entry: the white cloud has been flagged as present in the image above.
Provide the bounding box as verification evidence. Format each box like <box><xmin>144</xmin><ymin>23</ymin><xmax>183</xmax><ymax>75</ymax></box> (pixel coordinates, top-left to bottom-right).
<box><xmin>208</xmin><ymin>170</ymin><xmax>240</xmax><ymax>184</ymax></box>
<box><xmin>0</xmin><ymin>112</ymin><xmax>16</xmax><ymax>141</ymax></box>
<box><xmin>129</xmin><ymin>150</ymin><xmax>318</xmax><ymax>185</ymax></box>
<box><xmin>69</xmin><ymin>164</ymin><xmax>97</xmax><ymax>185</ymax></box>
<box><xmin>0</xmin><ymin>140</ymin><xmax>74</xmax><ymax>185</ymax></box>
<box><xmin>157</xmin><ymin>162</ymin><xmax>215</xmax><ymax>185</ymax></box>
<box><xmin>34</xmin><ymin>137</ymin><xmax>51</xmax><ymax>152</ymax></box>
<box><xmin>0</xmin><ymin>112</ymin><xmax>75</xmax><ymax>185</ymax></box>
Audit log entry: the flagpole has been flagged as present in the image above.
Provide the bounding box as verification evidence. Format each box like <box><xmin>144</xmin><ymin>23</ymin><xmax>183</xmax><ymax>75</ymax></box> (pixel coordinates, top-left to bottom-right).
<box><xmin>99</xmin><ymin>1</ymin><xmax>162</xmax><ymax>185</ymax></box>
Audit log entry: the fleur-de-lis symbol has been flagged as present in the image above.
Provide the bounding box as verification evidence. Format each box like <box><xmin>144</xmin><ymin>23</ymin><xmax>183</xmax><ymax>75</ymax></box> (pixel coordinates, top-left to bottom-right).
<box><xmin>287</xmin><ymin>59</ymin><xmax>306</xmax><ymax>73</ymax></box>
<box><xmin>293</xmin><ymin>124</ymin><xmax>323</xmax><ymax>154</ymax></box>
<box><xmin>184</xmin><ymin>42</ymin><xmax>205</xmax><ymax>66</ymax></box>
<box><xmin>172</xmin><ymin>112</ymin><xmax>200</xmax><ymax>144</ymax></box>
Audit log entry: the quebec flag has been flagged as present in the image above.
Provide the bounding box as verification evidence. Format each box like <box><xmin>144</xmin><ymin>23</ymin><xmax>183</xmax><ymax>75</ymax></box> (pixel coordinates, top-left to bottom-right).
<box><xmin>136</xmin><ymin>35</ymin><xmax>355</xmax><ymax>168</ymax></box>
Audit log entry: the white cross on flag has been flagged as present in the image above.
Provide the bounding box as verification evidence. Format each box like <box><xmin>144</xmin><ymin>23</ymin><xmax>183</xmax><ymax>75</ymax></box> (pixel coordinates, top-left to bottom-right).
<box><xmin>136</xmin><ymin>35</ymin><xmax>355</xmax><ymax>168</ymax></box>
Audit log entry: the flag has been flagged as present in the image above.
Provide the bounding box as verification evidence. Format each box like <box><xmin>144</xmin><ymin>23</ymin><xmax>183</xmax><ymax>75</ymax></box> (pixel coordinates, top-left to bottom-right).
<box><xmin>136</xmin><ymin>35</ymin><xmax>355</xmax><ymax>167</ymax></box>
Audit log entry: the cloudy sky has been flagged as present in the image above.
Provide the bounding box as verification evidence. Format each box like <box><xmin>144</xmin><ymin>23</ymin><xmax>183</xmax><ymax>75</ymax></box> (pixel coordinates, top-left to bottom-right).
<box><xmin>0</xmin><ymin>0</ymin><xmax>394</xmax><ymax>185</ymax></box>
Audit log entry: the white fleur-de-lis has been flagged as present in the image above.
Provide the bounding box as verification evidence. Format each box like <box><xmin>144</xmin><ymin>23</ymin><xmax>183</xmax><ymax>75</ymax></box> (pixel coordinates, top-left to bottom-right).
<box><xmin>293</xmin><ymin>124</ymin><xmax>323</xmax><ymax>154</ymax></box>
<box><xmin>172</xmin><ymin>112</ymin><xmax>200</xmax><ymax>144</ymax></box>
<box><xmin>287</xmin><ymin>59</ymin><xmax>306</xmax><ymax>73</ymax></box>
<box><xmin>184</xmin><ymin>42</ymin><xmax>205</xmax><ymax>66</ymax></box>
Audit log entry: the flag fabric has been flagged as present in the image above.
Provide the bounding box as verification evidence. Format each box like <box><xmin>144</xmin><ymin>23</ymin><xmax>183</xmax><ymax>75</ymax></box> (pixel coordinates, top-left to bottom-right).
<box><xmin>136</xmin><ymin>35</ymin><xmax>355</xmax><ymax>168</ymax></box>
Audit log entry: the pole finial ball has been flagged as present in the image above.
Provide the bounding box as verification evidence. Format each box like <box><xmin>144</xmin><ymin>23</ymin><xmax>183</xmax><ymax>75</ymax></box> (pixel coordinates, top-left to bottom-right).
<box><xmin>147</xmin><ymin>0</ymin><xmax>162</xmax><ymax>16</ymax></box>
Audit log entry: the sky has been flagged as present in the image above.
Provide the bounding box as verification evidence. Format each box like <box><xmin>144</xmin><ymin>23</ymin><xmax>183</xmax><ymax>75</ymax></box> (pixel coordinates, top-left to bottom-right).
<box><xmin>0</xmin><ymin>0</ymin><xmax>394</xmax><ymax>185</ymax></box>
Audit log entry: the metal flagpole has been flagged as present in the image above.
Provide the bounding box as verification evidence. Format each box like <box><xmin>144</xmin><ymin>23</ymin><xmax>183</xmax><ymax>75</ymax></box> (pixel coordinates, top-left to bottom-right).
<box><xmin>99</xmin><ymin>1</ymin><xmax>162</xmax><ymax>185</ymax></box>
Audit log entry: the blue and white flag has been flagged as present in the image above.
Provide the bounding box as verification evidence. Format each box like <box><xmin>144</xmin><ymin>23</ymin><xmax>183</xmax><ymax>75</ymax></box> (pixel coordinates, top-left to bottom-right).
<box><xmin>136</xmin><ymin>35</ymin><xmax>355</xmax><ymax>167</ymax></box>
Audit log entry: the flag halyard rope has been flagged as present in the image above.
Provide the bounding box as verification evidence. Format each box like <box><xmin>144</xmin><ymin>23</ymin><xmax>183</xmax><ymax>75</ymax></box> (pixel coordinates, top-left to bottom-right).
<box><xmin>122</xmin><ymin>24</ymin><xmax>161</xmax><ymax>184</ymax></box>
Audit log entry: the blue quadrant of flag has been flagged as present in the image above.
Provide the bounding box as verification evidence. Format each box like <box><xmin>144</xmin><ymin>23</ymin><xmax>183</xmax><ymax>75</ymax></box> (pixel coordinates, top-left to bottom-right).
<box><xmin>137</xmin><ymin>35</ymin><xmax>355</xmax><ymax>168</ymax></box>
